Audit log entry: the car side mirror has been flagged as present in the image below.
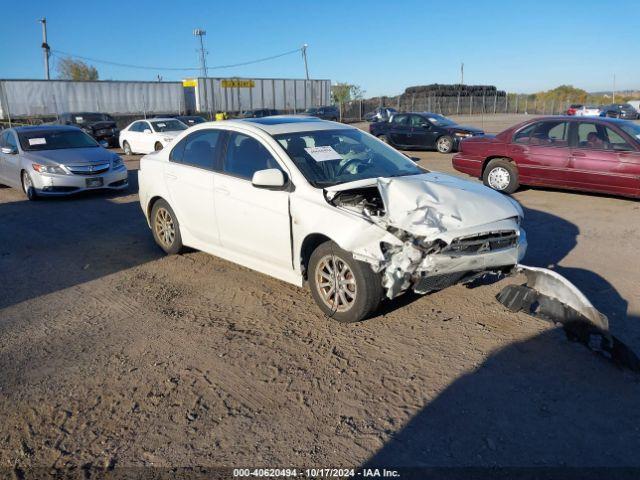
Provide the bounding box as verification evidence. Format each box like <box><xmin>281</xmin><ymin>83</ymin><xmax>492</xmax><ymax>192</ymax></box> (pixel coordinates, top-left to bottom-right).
<box><xmin>252</xmin><ymin>168</ymin><xmax>286</xmax><ymax>189</ymax></box>
<box><xmin>420</xmin><ymin>123</ymin><xmax>431</xmax><ymax>129</ymax></box>
<box><xmin>1</xmin><ymin>146</ymin><xmax>17</xmax><ymax>155</ymax></box>
<box><xmin>143</xmin><ymin>129</ymin><xmax>152</xmax><ymax>134</ymax></box>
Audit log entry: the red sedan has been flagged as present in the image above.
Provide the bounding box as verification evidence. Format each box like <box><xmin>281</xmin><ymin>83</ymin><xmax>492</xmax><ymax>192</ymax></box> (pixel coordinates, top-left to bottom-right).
<box><xmin>452</xmin><ymin>116</ymin><xmax>640</xmax><ymax>198</ymax></box>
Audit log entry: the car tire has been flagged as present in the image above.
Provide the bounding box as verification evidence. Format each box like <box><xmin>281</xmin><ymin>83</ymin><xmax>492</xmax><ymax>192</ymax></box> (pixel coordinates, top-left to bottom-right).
<box><xmin>154</xmin><ymin>142</ymin><xmax>163</xmax><ymax>152</ymax></box>
<box><xmin>436</xmin><ymin>135</ymin><xmax>454</xmax><ymax>153</ymax></box>
<box><xmin>123</xmin><ymin>141</ymin><xmax>132</xmax><ymax>156</ymax></box>
<box><xmin>21</xmin><ymin>171</ymin><xmax>38</xmax><ymax>201</ymax></box>
<box><xmin>150</xmin><ymin>199</ymin><xmax>183</xmax><ymax>255</ymax></box>
<box><xmin>308</xmin><ymin>241</ymin><xmax>383</xmax><ymax>323</ymax></box>
<box><xmin>483</xmin><ymin>158</ymin><xmax>519</xmax><ymax>194</ymax></box>
<box><xmin>378</xmin><ymin>134</ymin><xmax>390</xmax><ymax>145</ymax></box>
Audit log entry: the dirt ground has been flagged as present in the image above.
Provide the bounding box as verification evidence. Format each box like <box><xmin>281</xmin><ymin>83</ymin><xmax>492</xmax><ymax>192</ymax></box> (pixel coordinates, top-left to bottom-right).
<box><xmin>1</xmin><ymin>114</ymin><xmax>639</xmax><ymax>474</ymax></box>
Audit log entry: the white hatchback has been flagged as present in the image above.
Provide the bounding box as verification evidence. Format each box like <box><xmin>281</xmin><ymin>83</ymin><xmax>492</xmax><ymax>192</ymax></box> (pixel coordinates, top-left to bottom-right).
<box><xmin>137</xmin><ymin>116</ymin><xmax>534</xmax><ymax>322</ymax></box>
<box><xmin>119</xmin><ymin>118</ymin><xmax>188</xmax><ymax>155</ymax></box>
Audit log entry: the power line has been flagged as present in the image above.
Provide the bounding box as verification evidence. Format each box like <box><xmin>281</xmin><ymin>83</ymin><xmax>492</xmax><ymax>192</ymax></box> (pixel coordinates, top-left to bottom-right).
<box><xmin>49</xmin><ymin>47</ymin><xmax>303</xmax><ymax>72</ymax></box>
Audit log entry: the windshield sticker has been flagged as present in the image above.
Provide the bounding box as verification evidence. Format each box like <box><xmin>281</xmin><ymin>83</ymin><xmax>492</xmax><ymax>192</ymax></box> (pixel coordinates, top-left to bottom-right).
<box><xmin>304</xmin><ymin>146</ymin><xmax>342</xmax><ymax>162</ymax></box>
<box><xmin>75</xmin><ymin>116</ymin><xmax>84</xmax><ymax>122</ymax></box>
<box><xmin>156</xmin><ymin>123</ymin><xmax>166</xmax><ymax>128</ymax></box>
<box><xmin>28</xmin><ymin>137</ymin><xmax>47</xmax><ymax>146</ymax></box>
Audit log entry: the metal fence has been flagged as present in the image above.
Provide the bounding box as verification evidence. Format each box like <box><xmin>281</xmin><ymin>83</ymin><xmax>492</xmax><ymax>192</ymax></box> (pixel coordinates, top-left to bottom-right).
<box><xmin>340</xmin><ymin>94</ymin><xmax>579</xmax><ymax>122</ymax></box>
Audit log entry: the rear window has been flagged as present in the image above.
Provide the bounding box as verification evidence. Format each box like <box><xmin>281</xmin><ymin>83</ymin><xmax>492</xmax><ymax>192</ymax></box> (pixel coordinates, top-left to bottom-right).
<box><xmin>18</xmin><ymin>130</ymin><xmax>99</xmax><ymax>151</ymax></box>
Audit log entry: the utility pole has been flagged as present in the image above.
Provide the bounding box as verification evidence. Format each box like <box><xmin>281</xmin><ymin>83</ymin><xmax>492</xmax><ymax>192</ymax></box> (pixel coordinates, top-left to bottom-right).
<box><xmin>301</xmin><ymin>44</ymin><xmax>310</xmax><ymax>80</ymax></box>
<box><xmin>460</xmin><ymin>61</ymin><xmax>464</xmax><ymax>85</ymax></box>
<box><xmin>38</xmin><ymin>18</ymin><xmax>50</xmax><ymax>80</ymax></box>
<box><xmin>612</xmin><ymin>73</ymin><xmax>616</xmax><ymax>103</ymax></box>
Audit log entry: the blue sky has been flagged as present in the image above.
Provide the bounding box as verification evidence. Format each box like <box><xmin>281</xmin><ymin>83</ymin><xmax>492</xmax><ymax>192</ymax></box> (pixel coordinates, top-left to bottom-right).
<box><xmin>2</xmin><ymin>0</ymin><xmax>638</xmax><ymax>97</ymax></box>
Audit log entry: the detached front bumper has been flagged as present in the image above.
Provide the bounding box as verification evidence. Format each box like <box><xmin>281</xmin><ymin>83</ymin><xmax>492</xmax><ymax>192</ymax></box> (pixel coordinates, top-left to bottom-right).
<box><xmin>30</xmin><ymin>165</ymin><xmax>129</xmax><ymax>196</ymax></box>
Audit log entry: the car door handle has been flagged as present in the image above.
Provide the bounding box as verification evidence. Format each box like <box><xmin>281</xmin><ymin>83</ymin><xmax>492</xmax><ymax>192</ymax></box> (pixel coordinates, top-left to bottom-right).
<box><xmin>215</xmin><ymin>187</ymin><xmax>230</xmax><ymax>196</ymax></box>
<box><xmin>571</xmin><ymin>151</ymin><xmax>587</xmax><ymax>157</ymax></box>
<box><xmin>164</xmin><ymin>172</ymin><xmax>178</xmax><ymax>181</ymax></box>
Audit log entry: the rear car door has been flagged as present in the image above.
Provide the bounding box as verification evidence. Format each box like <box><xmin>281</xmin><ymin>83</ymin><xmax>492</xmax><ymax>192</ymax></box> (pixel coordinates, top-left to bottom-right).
<box><xmin>507</xmin><ymin>120</ymin><xmax>571</xmax><ymax>185</ymax></box>
<box><xmin>213</xmin><ymin>131</ymin><xmax>292</xmax><ymax>269</ymax></box>
<box><xmin>388</xmin><ymin>114</ymin><xmax>411</xmax><ymax>147</ymax></box>
<box><xmin>568</xmin><ymin>121</ymin><xmax>640</xmax><ymax>196</ymax></box>
<box><xmin>164</xmin><ymin>129</ymin><xmax>221</xmax><ymax>245</ymax></box>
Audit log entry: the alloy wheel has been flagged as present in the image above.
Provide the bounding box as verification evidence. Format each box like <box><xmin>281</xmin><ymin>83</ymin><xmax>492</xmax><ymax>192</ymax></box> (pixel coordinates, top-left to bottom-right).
<box><xmin>314</xmin><ymin>254</ymin><xmax>357</xmax><ymax>313</ymax></box>
<box><xmin>154</xmin><ymin>207</ymin><xmax>176</xmax><ymax>248</ymax></box>
<box><xmin>437</xmin><ymin>137</ymin><xmax>452</xmax><ymax>153</ymax></box>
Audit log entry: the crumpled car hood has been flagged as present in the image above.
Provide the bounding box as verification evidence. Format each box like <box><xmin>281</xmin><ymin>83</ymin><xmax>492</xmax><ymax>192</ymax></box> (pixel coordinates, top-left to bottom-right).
<box><xmin>377</xmin><ymin>172</ymin><xmax>520</xmax><ymax>236</ymax></box>
<box><xmin>328</xmin><ymin>172</ymin><xmax>522</xmax><ymax>238</ymax></box>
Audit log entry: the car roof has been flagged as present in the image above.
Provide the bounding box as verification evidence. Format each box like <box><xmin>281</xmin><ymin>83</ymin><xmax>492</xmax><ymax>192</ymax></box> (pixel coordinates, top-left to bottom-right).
<box><xmin>13</xmin><ymin>125</ymin><xmax>80</xmax><ymax>133</ymax></box>
<box><xmin>236</xmin><ymin>116</ymin><xmax>353</xmax><ymax>135</ymax></box>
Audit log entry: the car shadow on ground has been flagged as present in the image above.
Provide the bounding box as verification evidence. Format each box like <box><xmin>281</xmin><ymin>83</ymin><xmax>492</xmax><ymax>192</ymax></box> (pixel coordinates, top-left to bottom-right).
<box><xmin>0</xmin><ymin>170</ymin><xmax>162</xmax><ymax>311</ymax></box>
<box><xmin>361</xmin><ymin>205</ymin><xmax>640</xmax><ymax>473</ymax></box>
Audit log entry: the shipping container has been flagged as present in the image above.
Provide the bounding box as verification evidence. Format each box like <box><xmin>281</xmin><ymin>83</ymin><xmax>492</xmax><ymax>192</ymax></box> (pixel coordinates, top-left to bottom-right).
<box><xmin>0</xmin><ymin>79</ymin><xmax>185</xmax><ymax>119</ymax></box>
<box><xmin>190</xmin><ymin>77</ymin><xmax>332</xmax><ymax>114</ymax></box>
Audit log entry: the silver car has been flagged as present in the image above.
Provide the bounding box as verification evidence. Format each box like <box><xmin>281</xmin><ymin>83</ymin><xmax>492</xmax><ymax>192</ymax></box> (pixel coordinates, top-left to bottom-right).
<box><xmin>0</xmin><ymin>125</ymin><xmax>128</xmax><ymax>200</ymax></box>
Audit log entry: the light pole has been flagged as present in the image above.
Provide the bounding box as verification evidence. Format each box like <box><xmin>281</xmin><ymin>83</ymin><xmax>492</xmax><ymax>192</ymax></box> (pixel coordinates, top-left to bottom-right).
<box><xmin>193</xmin><ymin>28</ymin><xmax>210</xmax><ymax>117</ymax></box>
<box><xmin>612</xmin><ymin>73</ymin><xmax>616</xmax><ymax>103</ymax></box>
<box><xmin>38</xmin><ymin>18</ymin><xmax>50</xmax><ymax>80</ymax></box>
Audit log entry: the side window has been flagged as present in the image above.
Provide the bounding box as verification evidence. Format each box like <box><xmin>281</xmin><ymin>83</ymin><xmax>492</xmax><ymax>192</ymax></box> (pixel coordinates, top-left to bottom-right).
<box><xmin>576</xmin><ymin>122</ymin><xmax>600</xmax><ymax>149</ymax></box>
<box><xmin>603</xmin><ymin>126</ymin><xmax>633</xmax><ymax>151</ymax></box>
<box><xmin>392</xmin><ymin>114</ymin><xmax>408</xmax><ymax>125</ymax></box>
<box><xmin>530</xmin><ymin>121</ymin><xmax>569</xmax><ymax>147</ymax></box>
<box><xmin>170</xmin><ymin>129</ymin><xmax>220</xmax><ymax>169</ymax></box>
<box><xmin>5</xmin><ymin>131</ymin><xmax>17</xmax><ymax>149</ymax></box>
<box><xmin>513</xmin><ymin>123</ymin><xmax>537</xmax><ymax>144</ymax></box>
<box><xmin>130</xmin><ymin>122</ymin><xmax>141</xmax><ymax>132</ymax></box>
<box><xmin>223</xmin><ymin>132</ymin><xmax>280</xmax><ymax>180</ymax></box>
<box><xmin>409</xmin><ymin>115</ymin><xmax>426</xmax><ymax>127</ymax></box>
<box><xmin>142</xmin><ymin>122</ymin><xmax>152</xmax><ymax>132</ymax></box>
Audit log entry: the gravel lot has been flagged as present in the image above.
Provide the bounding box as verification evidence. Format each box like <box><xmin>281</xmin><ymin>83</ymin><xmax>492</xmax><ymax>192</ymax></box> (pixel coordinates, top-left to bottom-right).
<box><xmin>1</xmin><ymin>114</ymin><xmax>639</xmax><ymax>472</ymax></box>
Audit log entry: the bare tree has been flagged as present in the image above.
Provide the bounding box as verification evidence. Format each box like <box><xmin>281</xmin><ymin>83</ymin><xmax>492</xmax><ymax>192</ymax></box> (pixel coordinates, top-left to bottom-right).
<box><xmin>57</xmin><ymin>57</ymin><xmax>99</xmax><ymax>81</ymax></box>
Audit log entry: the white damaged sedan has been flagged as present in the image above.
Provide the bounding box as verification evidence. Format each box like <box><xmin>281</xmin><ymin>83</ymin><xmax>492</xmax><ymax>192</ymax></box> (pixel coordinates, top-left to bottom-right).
<box><xmin>138</xmin><ymin>116</ymin><xmax>534</xmax><ymax>322</ymax></box>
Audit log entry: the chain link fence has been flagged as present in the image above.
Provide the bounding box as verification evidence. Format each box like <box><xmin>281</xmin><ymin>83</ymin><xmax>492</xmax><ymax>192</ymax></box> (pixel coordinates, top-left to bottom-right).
<box><xmin>340</xmin><ymin>94</ymin><xmax>579</xmax><ymax>123</ymax></box>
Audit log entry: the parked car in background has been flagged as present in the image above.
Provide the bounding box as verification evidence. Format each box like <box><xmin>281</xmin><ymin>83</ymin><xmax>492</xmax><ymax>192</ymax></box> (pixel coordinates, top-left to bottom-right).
<box><xmin>599</xmin><ymin>104</ymin><xmax>639</xmax><ymax>120</ymax></box>
<box><xmin>364</xmin><ymin>107</ymin><xmax>398</xmax><ymax>122</ymax></box>
<box><xmin>56</xmin><ymin>112</ymin><xmax>120</xmax><ymax>147</ymax></box>
<box><xmin>452</xmin><ymin>116</ymin><xmax>640</xmax><ymax>198</ymax></box>
<box><xmin>0</xmin><ymin>125</ymin><xmax>128</xmax><ymax>200</ymax></box>
<box><xmin>369</xmin><ymin>112</ymin><xmax>484</xmax><ymax>153</ymax></box>
<box><xmin>573</xmin><ymin>105</ymin><xmax>601</xmax><ymax>116</ymax></box>
<box><xmin>242</xmin><ymin>109</ymin><xmax>280</xmax><ymax>118</ymax></box>
<box><xmin>627</xmin><ymin>100</ymin><xmax>640</xmax><ymax>112</ymax></box>
<box><xmin>153</xmin><ymin>114</ymin><xmax>207</xmax><ymax>126</ymax></box>
<box><xmin>303</xmin><ymin>106</ymin><xmax>339</xmax><ymax>121</ymax></box>
<box><xmin>138</xmin><ymin>116</ymin><xmax>526</xmax><ymax>322</ymax></box>
<box><xmin>566</xmin><ymin>104</ymin><xmax>583</xmax><ymax>115</ymax></box>
<box><xmin>119</xmin><ymin>118</ymin><xmax>188</xmax><ymax>154</ymax></box>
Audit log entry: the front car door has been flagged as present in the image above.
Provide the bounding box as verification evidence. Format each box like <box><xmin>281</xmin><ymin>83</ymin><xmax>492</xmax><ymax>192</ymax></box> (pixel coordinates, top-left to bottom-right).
<box><xmin>213</xmin><ymin>130</ymin><xmax>292</xmax><ymax>269</ymax></box>
<box><xmin>0</xmin><ymin>130</ymin><xmax>21</xmax><ymax>187</ymax></box>
<box><xmin>507</xmin><ymin>119</ymin><xmax>571</xmax><ymax>186</ymax></box>
<box><xmin>568</xmin><ymin>120</ymin><xmax>640</xmax><ymax>196</ymax></box>
<box><xmin>407</xmin><ymin>114</ymin><xmax>438</xmax><ymax>148</ymax></box>
<box><xmin>164</xmin><ymin>129</ymin><xmax>221</xmax><ymax>246</ymax></box>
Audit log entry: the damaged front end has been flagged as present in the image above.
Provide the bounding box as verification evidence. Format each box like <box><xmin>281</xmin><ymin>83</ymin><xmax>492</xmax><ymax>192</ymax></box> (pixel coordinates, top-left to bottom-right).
<box><xmin>327</xmin><ymin>172</ymin><xmax>527</xmax><ymax>299</ymax></box>
<box><xmin>326</xmin><ymin>173</ymin><xmax>639</xmax><ymax>371</ymax></box>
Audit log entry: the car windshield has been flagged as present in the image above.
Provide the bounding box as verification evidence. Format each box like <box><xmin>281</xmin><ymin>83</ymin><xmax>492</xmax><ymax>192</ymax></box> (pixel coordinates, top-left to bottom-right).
<box><xmin>425</xmin><ymin>114</ymin><xmax>457</xmax><ymax>127</ymax></box>
<box><xmin>274</xmin><ymin>128</ymin><xmax>423</xmax><ymax>187</ymax></box>
<box><xmin>619</xmin><ymin>122</ymin><xmax>640</xmax><ymax>141</ymax></box>
<box><xmin>71</xmin><ymin>113</ymin><xmax>113</xmax><ymax>123</ymax></box>
<box><xmin>179</xmin><ymin>116</ymin><xmax>206</xmax><ymax>124</ymax></box>
<box><xmin>18</xmin><ymin>129</ymin><xmax>99</xmax><ymax>151</ymax></box>
<box><xmin>150</xmin><ymin>120</ymin><xmax>188</xmax><ymax>132</ymax></box>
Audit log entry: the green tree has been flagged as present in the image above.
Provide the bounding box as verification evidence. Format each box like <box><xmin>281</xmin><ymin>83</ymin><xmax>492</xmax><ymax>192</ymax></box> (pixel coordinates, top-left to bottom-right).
<box><xmin>331</xmin><ymin>83</ymin><xmax>365</xmax><ymax>121</ymax></box>
<box><xmin>57</xmin><ymin>57</ymin><xmax>99</xmax><ymax>81</ymax></box>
